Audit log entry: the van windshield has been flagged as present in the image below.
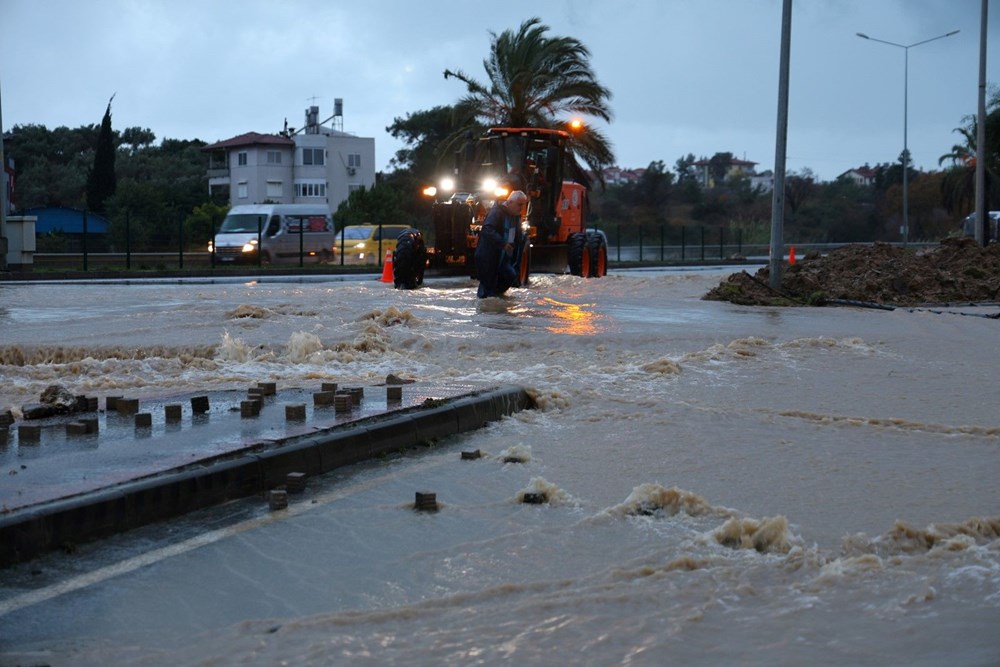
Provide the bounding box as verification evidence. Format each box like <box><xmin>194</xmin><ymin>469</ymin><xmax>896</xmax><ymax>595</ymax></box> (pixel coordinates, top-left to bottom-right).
<box><xmin>219</xmin><ymin>214</ymin><xmax>266</xmax><ymax>233</ymax></box>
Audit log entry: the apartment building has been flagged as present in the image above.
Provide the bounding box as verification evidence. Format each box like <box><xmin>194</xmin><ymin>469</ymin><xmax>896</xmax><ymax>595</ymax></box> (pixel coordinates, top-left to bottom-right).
<box><xmin>202</xmin><ymin>103</ymin><xmax>375</xmax><ymax>214</ymax></box>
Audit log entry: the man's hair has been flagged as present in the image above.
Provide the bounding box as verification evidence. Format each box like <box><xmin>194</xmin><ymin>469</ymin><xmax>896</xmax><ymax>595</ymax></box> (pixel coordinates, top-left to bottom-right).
<box><xmin>506</xmin><ymin>190</ymin><xmax>528</xmax><ymax>205</ymax></box>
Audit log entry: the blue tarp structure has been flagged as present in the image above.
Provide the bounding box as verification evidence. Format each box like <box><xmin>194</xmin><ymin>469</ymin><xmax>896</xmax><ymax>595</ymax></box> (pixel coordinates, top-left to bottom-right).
<box><xmin>22</xmin><ymin>207</ymin><xmax>110</xmax><ymax>235</ymax></box>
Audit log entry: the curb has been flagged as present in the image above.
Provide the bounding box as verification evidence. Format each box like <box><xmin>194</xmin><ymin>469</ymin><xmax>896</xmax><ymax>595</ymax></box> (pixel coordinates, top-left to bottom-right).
<box><xmin>0</xmin><ymin>386</ymin><xmax>532</xmax><ymax>566</ymax></box>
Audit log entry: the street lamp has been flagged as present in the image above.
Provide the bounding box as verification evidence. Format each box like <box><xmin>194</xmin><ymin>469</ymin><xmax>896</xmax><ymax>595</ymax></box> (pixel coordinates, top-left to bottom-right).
<box><xmin>856</xmin><ymin>29</ymin><xmax>959</xmax><ymax>247</ymax></box>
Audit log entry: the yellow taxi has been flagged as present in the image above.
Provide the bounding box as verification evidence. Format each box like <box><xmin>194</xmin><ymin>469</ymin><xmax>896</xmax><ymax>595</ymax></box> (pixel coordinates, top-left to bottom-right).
<box><xmin>332</xmin><ymin>224</ymin><xmax>411</xmax><ymax>264</ymax></box>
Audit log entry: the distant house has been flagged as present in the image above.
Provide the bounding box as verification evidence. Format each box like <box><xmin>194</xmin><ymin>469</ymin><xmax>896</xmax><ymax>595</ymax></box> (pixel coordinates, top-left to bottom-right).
<box><xmin>838</xmin><ymin>165</ymin><xmax>876</xmax><ymax>187</ymax></box>
<box><xmin>691</xmin><ymin>156</ymin><xmax>758</xmax><ymax>188</ymax></box>
<box><xmin>750</xmin><ymin>170</ymin><xmax>774</xmax><ymax>193</ymax></box>
<box><xmin>599</xmin><ymin>166</ymin><xmax>646</xmax><ymax>185</ymax></box>
<box><xmin>202</xmin><ymin>104</ymin><xmax>375</xmax><ymax>215</ymax></box>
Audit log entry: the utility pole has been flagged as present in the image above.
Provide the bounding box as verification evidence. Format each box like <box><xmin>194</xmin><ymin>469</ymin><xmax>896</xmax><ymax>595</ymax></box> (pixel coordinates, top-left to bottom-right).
<box><xmin>769</xmin><ymin>0</ymin><xmax>792</xmax><ymax>290</ymax></box>
<box><xmin>975</xmin><ymin>0</ymin><xmax>988</xmax><ymax>245</ymax></box>
<box><xmin>0</xmin><ymin>79</ymin><xmax>8</xmax><ymax>271</ymax></box>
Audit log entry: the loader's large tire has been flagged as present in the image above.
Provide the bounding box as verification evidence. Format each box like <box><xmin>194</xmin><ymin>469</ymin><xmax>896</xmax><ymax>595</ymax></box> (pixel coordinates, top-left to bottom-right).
<box><xmin>392</xmin><ymin>229</ymin><xmax>427</xmax><ymax>290</ymax></box>
<box><xmin>587</xmin><ymin>232</ymin><xmax>608</xmax><ymax>277</ymax></box>
<box><xmin>567</xmin><ymin>233</ymin><xmax>591</xmax><ymax>277</ymax></box>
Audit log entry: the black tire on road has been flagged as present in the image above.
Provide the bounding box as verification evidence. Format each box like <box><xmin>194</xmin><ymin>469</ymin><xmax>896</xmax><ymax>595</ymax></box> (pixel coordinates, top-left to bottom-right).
<box><xmin>586</xmin><ymin>232</ymin><xmax>608</xmax><ymax>277</ymax></box>
<box><xmin>567</xmin><ymin>232</ymin><xmax>590</xmax><ymax>277</ymax></box>
<box><xmin>393</xmin><ymin>230</ymin><xmax>427</xmax><ymax>290</ymax></box>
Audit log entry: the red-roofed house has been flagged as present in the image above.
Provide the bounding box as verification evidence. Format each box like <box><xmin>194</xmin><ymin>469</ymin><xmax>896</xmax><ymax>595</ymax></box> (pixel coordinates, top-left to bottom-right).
<box><xmin>838</xmin><ymin>166</ymin><xmax>876</xmax><ymax>187</ymax></box>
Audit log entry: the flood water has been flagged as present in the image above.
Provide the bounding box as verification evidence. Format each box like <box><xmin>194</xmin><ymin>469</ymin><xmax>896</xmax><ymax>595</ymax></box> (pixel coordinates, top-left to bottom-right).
<box><xmin>0</xmin><ymin>269</ymin><xmax>998</xmax><ymax>666</ymax></box>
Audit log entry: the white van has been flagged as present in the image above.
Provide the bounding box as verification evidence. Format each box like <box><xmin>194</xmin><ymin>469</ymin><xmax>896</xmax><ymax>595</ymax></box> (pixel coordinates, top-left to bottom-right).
<box><xmin>210</xmin><ymin>204</ymin><xmax>336</xmax><ymax>264</ymax></box>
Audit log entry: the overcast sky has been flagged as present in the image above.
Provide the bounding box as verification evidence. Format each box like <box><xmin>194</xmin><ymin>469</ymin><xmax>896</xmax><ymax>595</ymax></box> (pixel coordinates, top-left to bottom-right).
<box><xmin>2</xmin><ymin>0</ymin><xmax>995</xmax><ymax>182</ymax></box>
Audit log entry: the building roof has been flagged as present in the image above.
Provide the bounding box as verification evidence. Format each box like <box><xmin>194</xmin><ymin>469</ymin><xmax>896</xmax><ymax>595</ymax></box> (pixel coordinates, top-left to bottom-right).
<box><xmin>201</xmin><ymin>132</ymin><xmax>294</xmax><ymax>152</ymax></box>
<box><xmin>22</xmin><ymin>206</ymin><xmax>110</xmax><ymax>234</ymax></box>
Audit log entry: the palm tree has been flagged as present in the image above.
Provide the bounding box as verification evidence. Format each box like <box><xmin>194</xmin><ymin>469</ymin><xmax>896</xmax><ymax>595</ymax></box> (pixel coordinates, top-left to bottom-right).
<box><xmin>442</xmin><ymin>17</ymin><xmax>615</xmax><ymax>185</ymax></box>
<box><xmin>938</xmin><ymin>89</ymin><xmax>1000</xmax><ymax>216</ymax></box>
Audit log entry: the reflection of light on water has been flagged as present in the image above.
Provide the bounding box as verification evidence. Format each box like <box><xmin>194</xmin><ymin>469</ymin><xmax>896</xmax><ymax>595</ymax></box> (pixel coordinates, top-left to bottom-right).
<box><xmin>539</xmin><ymin>297</ymin><xmax>602</xmax><ymax>335</ymax></box>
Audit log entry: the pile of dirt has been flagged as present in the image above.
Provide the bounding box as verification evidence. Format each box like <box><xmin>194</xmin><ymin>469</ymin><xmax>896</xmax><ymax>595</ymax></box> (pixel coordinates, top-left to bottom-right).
<box><xmin>704</xmin><ymin>238</ymin><xmax>1000</xmax><ymax>307</ymax></box>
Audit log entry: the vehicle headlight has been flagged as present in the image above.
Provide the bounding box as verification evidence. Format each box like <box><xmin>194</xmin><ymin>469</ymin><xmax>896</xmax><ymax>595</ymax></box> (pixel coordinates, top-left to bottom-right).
<box><xmin>207</xmin><ymin>241</ymin><xmax>214</xmax><ymax>252</ymax></box>
<box><xmin>242</xmin><ymin>240</ymin><xmax>258</xmax><ymax>253</ymax></box>
<box><xmin>482</xmin><ymin>177</ymin><xmax>497</xmax><ymax>193</ymax></box>
<box><xmin>440</xmin><ymin>177</ymin><xmax>455</xmax><ymax>192</ymax></box>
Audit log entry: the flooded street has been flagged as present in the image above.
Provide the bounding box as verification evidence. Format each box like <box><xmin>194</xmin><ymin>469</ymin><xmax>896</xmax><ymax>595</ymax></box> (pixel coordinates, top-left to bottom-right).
<box><xmin>1</xmin><ymin>269</ymin><xmax>998</xmax><ymax>666</ymax></box>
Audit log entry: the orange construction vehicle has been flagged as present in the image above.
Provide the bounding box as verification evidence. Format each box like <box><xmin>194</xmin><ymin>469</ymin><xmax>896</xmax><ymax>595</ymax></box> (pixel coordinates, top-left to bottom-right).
<box><xmin>417</xmin><ymin>127</ymin><xmax>608</xmax><ymax>287</ymax></box>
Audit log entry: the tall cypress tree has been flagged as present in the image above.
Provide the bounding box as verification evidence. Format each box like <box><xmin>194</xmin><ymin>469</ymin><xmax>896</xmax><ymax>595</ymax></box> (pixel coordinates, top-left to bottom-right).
<box><xmin>86</xmin><ymin>95</ymin><xmax>117</xmax><ymax>215</ymax></box>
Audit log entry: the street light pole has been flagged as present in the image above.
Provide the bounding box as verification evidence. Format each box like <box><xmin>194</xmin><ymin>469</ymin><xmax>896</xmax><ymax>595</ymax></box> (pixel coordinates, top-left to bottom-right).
<box><xmin>856</xmin><ymin>29</ymin><xmax>959</xmax><ymax>247</ymax></box>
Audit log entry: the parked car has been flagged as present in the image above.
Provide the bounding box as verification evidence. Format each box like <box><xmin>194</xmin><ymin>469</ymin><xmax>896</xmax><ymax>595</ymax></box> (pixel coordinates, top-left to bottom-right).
<box><xmin>332</xmin><ymin>224</ymin><xmax>412</xmax><ymax>264</ymax></box>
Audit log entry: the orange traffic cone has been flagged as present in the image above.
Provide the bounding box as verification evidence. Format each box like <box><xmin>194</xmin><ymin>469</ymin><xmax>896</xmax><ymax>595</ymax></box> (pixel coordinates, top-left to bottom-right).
<box><xmin>380</xmin><ymin>250</ymin><xmax>394</xmax><ymax>283</ymax></box>
<box><xmin>788</xmin><ymin>245</ymin><xmax>796</xmax><ymax>265</ymax></box>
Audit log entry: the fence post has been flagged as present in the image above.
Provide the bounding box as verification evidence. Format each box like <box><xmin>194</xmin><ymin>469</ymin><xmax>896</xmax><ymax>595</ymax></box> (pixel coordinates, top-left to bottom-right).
<box><xmin>257</xmin><ymin>216</ymin><xmax>263</xmax><ymax>267</ymax></box>
<box><xmin>738</xmin><ymin>228</ymin><xmax>743</xmax><ymax>256</ymax></box>
<box><xmin>681</xmin><ymin>225</ymin><xmax>686</xmax><ymax>261</ymax></box>
<box><xmin>659</xmin><ymin>224</ymin><xmax>665</xmax><ymax>261</ymax></box>
<box><xmin>125</xmin><ymin>209</ymin><xmax>131</xmax><ymax>270</ymax></box>
<box><xmin>178</xmin><ymin>210</ymin><xmax>184</xmax><ymax>269</ymax></box>
<box><xmin>210</xmin><ymin>212</ymin><xmax>216</xmax><ymax>269</ymax></box>
<box><xmin>719</xmin><ymin>226</ymin><xmax>724</xmax><ymax>259</ymax></box>
<box><xmin>700</xmin><ymin>226</ymin><xmax>705</xmax><ymax>261</ymax></box>
<box><xmin>82</xmin><ymin>209</ymin><xmax>89</xmax><ymax>271</ymax></box>
<box><xmin>378</xmin><ymin>223</ymin><xmax>384</xmax><ymax>268</ymax></box>
<box><xmin>616</xmin><ymin>224</ymin><xmax>621</xmax><ymax>263</ymax></box>
<box><xmin>299</xmin><ymin>217</ymin><xmax>304</xmax><ymax>268</ymax></box>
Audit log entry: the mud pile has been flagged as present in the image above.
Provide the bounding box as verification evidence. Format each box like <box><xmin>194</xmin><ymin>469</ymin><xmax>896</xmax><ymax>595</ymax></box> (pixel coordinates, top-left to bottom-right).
<box><xmin>704</xmin><ymin>238</ymin><xmax>1000</xmax><ymax>307</ymax></box>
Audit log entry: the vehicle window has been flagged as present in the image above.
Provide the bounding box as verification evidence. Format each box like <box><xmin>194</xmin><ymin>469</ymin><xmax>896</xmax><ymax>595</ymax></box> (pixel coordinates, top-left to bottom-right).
<box><xmin>219</xmin><ymin>214</ymin><xmax>266</xmax><ymax>233</ymax></box>
<box><xmin>339</xmin><ymin>227</ymin><xmax>372</xmax><ymax>241</ymax></box>
<box><xmin>377</xmin><ymin>226</ymin><xmax>407</xmax><ymax>240</ymax></box>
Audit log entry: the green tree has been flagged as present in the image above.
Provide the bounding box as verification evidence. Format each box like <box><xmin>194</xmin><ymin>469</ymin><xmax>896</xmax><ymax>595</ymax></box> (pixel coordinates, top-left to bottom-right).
<box><xmin>442</xmin><ymin>17</ymin><xmax>615</xmax><ymax>184</ymax></box>
<box><xmin>332</xmin><ymin>185</ymin><xmax>408</xmax><ymax>232</ymax></box>
<box><xmin>185</xmin><ymin>201</ymin><xmax>229</xmax><ymax>250</ymax></box>
<box><xmin>707</xmin><ymin>152</ymin><xmax>733</xmax><ymax>187</ymax></box>
<box><xmin>86</xmin><ymin>96</ymin><xmax>117</xmax><ymax>215</ymax></box>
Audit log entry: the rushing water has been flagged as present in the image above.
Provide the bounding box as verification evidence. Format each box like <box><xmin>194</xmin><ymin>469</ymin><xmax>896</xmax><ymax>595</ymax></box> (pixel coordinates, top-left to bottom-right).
<box><xmin>0</xmin><ymin>270</ymin><xmax>998</xmax><ymax>666</ymax></box>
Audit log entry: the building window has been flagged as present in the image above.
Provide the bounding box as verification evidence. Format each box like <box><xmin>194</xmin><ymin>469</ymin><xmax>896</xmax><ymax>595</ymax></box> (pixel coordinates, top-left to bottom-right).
<box><xmin>348</xmin><ymin>153</ymin><xmax>361</xmax><ymax>168</ymax></box>
<box><xmin>266</xmin><ymin>180</ymin><xmax>283</xmax><ymax>198</ymax></box>
<box><xmin>348</xmin><ymin>183</ymin><xmax>363</xmax><ymax>193</ymax></box>
<box><xmin>302</xmin><ymin>148</ymin><xmax>324</xmax><ymax>166</ymax></box>
<box><xmin>266</xmin><ymin>151</ymin><xmax>282</xmax><ymax>164</ymax></box>
<box><xmin>237</xmin><ymin>152</ymin><xmax>248</xmax><ymax>166</ymax></box>
<box><xmin>237</xmin><ymin>181</ymin><xmax>248</xmax><ymax>199</ymax></box>
<box><xmin>295</xmin><ymin>181</ymin><xmax>327</xmax><ymax>198</ymax></box>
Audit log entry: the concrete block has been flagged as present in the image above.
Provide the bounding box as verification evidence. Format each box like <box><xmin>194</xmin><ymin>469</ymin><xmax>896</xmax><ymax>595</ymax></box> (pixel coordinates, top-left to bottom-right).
<box><xmin>285</xmin><ymin>403</ymin><xmax>306</xmax><ymax>421</ymax></box>
<box><xmin>134</xmin><ymin>413</ymin><xmax>152</xmax><ymax>428</ymax></box>
<box><xmin>18</xmin><ymin>424</ymin><xmax>41</xmax><ymax>443</ymax></box>
<box><xmin>165</xmin><ymin>404</ymin><xmax>183</xmax><ymax>422</ymax></box>
<box><xmin>258</xmin><ymin>381</ymin><xmax>277</xmax><ymax>396</ymax></box>
<box><xmin>117</xmin><ymin>398</ymin><xmax>140</xmax><ymax>416</ymax></box>
<box><xmin>191</xmin><ymin>395</ymin><xmax>210</xmax><ymax>414</ymax></box>
<box><xmin>240</xmin><ymin>400</ymin><xmax>261</xmax><ymax>418</ymax></box>
<box><xmin>313</xmin><ymin>391</ymin><xmax>336</xmax><ymax>406</ymax></box>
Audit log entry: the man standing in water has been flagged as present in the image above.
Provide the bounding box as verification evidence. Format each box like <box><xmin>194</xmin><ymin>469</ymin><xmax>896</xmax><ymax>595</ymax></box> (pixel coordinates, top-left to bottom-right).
<box><xmin>475</xmin><ymin>190</ymin><xmax>528</xmax><ymax>298</ymax></box>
